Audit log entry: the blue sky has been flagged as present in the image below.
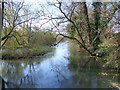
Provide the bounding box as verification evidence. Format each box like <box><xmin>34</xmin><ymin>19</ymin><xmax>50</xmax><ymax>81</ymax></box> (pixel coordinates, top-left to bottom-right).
<box><xmin>13</xmin><ymin>0</ymin><xmax>119</xmax><ymax>32</ymax></box>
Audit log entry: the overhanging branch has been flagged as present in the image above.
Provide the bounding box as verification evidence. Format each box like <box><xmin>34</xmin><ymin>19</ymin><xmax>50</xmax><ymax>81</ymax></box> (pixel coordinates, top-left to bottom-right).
<box><xmin>56</xmin><ymin>33</ymin><xmax>94</xmax><ymax>56</ymax></box>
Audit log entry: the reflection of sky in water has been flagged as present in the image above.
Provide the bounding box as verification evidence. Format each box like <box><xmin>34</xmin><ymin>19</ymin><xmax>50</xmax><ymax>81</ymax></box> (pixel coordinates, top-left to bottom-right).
<box><xmin>24</xmin><ymin>42</ymin><xmax>72</xmax><ymax>88</ymax></box>
<box><xmin>0</xmin><ymin>42</ymin><xmax>119</xmax><ymax>88</ymax></box>
<box><xmin>1</xmin><ymin>41</ymin><xmax>72</xmax><ymax>88</ymax></box>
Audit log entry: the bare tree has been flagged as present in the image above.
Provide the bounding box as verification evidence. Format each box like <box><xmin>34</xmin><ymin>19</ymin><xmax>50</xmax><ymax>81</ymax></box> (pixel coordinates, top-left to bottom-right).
<box><xmin>47</xmin><ymin>1</ymin><xmax>95</xmax><ymax>56</ymax></box>
<box><xmin>1</xmin><ymin>1</ymin><xmax>43</xmax><ymax>47</ymax></box>
<box><xmin>46</xmin><ymin>1</ymin><xmax>119</xmax><ymax>56</ymax></box>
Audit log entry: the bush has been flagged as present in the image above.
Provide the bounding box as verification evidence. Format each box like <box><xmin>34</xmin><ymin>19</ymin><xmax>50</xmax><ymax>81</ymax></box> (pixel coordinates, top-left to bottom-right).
<box><xmin>2</xmin><ymin>31</ymin><xmax>56</xmax><ymax>59</ymax></box>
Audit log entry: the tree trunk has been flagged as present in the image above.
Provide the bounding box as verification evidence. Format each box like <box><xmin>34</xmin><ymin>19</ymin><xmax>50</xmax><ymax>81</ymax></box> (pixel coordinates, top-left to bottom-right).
<box><xmin>0</xmin><ymin>1</ymin><xmax>4</xmax><ymax>60</ymax></box>
<box><xmin>0</xmin><ymin>2</ymin><xmax>3</xmax><ymax>49</ymax></box>
<box><xmin>80</xmin><ymin>2</ymin><xmax>93</xmax><ymax>47</ymax></box>
<box><xmin>92</xmin><ymin>2</ymin><xmax>102</xmax><ymax>51</ymax></box>
<box><xmin>28</xmin><ymin>21</ymin><xmax>32</xmax><ymax>43</ymax></box>
<box><xmin>0</xmin><ymin>5</ymin><xmax>2</xmax><ymax>50</ymax></box>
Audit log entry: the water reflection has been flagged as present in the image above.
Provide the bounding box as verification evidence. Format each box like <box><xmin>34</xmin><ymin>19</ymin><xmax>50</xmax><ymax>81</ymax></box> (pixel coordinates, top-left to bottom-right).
<box><xmin>0</xmin><ymin>42</ymin><xmax>72</xmax><ymax>88</ymax></box>
<box><xmin>0</xmin><ymin>42</ymin><xmax>119</xmax><ymax>88</ymax></box>
<box><xmin>68</xmin><ymin>42</ymin><xmax>120</xmax><ymax>88</ymax></box>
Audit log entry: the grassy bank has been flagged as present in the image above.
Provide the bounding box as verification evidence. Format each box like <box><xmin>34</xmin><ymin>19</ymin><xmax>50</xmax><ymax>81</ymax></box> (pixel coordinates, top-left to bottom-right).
<box><xmin>2</xmin><ymin>46</ymin><xmax>53</xmax><ymax>59</ymax></box>
<box><xmin>2</xmin><ymin>31</ymin><xmax>56</xmax><ymax>60</ymax></box>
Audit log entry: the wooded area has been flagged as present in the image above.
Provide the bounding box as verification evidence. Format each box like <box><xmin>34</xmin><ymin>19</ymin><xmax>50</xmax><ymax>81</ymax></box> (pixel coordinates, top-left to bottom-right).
<box><xmin>0</xmin><ymin>0</ymin><xmax>120</xmax><ymax>89</ymax></box>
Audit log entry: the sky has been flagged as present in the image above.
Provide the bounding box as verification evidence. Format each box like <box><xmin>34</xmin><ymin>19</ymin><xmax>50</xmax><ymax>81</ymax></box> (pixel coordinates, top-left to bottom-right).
<box><xmin>5</xmin><ymin>0</ymin><xmax>119</xmax><ymax>32</ymax></box>
<box><xmin>22</xmin><ymin>0</ymin><xmax>68</xmax><ymax>32</ymax></box>
<box><xmin>17</xmin><ymin>0</ymin><xmax>119</xmax><ymax>32</ymax></box>
<box><xmin>16</xmin><ymin>0</ymin><xmax>62</xmax><ymax>31</ymax></box>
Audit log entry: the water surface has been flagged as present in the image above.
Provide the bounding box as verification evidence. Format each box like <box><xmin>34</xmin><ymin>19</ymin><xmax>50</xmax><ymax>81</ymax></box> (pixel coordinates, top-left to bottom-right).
<box><xmin>0</xmin><ymin>42</ymin><xmax>119</xmax><ymax>88</ymax></box>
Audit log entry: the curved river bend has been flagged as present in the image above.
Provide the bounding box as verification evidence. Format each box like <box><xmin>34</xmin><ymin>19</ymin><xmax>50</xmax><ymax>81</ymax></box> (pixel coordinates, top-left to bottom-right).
<box><xmin>0</xmin><ymin>42</ymin><xmax>119</xmax><ymax>88</ymax></box>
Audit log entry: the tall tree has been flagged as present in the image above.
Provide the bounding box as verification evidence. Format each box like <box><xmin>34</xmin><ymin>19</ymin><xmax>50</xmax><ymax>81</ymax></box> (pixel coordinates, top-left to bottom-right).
<box><xmin>92</xmin><ymin>2</ymin><xmax>102</xmax><ymax>51</ymax></box>
<box><xmin>0</xmin><ymin>2</ymin><xmax>2</xmax><ymax>50</ymax></box>
<box><xmin>0</xmin><ymin>1</ymin><xmax>4</xmax><ymax>49</ymax></box>
<box><xmin>80</xmin><ymin>2</ymin><xmax>92</xmax><ymax>46</ymax></box>
<box><xmin>1</xmin><ymin>1</ymin><xmax>41</xmax><ymax>47</ymax></box>
<box><xmin>47</xmin><ymin>1</ymin><xmax>119</xmax><ymax>56</ymax></box>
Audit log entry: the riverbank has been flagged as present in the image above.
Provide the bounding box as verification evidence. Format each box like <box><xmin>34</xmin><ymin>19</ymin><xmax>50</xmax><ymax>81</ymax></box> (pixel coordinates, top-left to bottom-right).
<box><xmin>2</xmin><ymin>31</ymin><xmax>56</xmax><ymax>60</ymax></box>
<box><xmin>2</xmin><ymin>45</ymin><xmax>54</xmax><ymax>60</ymax></box>
<box><xmin>1</xmin><ymin>42</ymin><xmax>120</xmax><ymax>88</ymax></box>
<box><xmin>68</xmin><ymin>40</ymin><xmax>120</xmax><ymax>70</ymax></box>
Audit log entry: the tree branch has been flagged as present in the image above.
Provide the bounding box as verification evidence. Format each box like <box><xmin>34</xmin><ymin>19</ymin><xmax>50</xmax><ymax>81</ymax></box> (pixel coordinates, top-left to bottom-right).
<box><xmin>57</xmin><ymin>2</ymin><xmax>85</xmax><ymax>46</ymax></box>
<box><xmin>56</xmin><ymin>33</ymin><xmax>94</xmax><ymax>56</ymax></box>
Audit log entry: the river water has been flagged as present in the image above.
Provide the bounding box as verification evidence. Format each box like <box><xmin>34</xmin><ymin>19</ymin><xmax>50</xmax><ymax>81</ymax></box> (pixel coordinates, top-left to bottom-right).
<box><xmin>0</xmin><ymin>42</ymin><xmax>119</xmax><ymax>88</ymax></box>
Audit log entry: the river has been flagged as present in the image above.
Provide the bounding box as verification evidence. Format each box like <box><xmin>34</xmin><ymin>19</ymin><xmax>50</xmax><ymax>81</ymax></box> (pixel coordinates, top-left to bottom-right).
<box><xmin>0</xmin><ymin>42</ymin><xmax>119</xmax><ymax>88</ymax></box>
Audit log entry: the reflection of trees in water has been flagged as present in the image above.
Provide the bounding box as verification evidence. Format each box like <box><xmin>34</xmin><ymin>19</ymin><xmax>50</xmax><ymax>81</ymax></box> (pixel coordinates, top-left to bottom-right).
<box><xmin>68</xmin><ymin>43</ymin><xmax>119</xmax><ymax>87</ymax></box>
<box><xmin>70</xmin><ymin>67</ymin><xmax>119</xmax><ymax>88</ymax></box>
<box><xmin>20</xmin><ymin>63</ymin><xmax>37</xmax><ymax>87</ymax></box>
<box><xmin>0</xmin><ymin>75</ymin><xmax>20</xmax><ymax>88</ymax></box>
<box><xmin>1</xmin><ymin>61</ymin><xmax>37</xmax><ymax>88</ymax></box>
<box><xmin>20</xmin><ymin>74</ymin><xmax>33</xmax><ymax>87</ymax></box>
<box><xmin>51</xmin><ymin>64</ymin><xmax>68</xmax><ymax>79</ymax></box>
<box><xmin>68</xmin><ymin>51</ymin><xmax>120</xmax><ymax>88</ymax></box>
<box><xmin>73</xmin><ymin>70</ymin><xmax>100</xmax><ymax>88</ymax></box>
<box><xmin>50</xmin><ymin>59</ymin><xmax>71</xmax><ymax>87</ymax></box>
